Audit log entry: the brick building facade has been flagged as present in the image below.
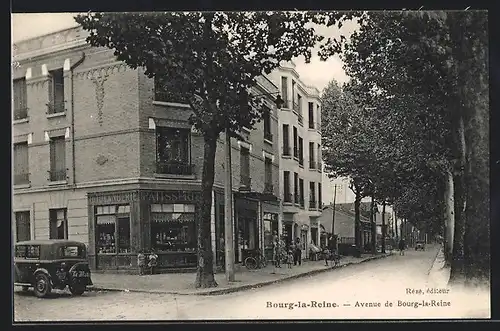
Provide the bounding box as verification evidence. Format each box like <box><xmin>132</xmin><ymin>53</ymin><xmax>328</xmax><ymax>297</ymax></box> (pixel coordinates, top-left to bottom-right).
<box><xmin>12</xmin><ymin>26</ymin><xmax>280</xmax><ymax>272</ymax></box>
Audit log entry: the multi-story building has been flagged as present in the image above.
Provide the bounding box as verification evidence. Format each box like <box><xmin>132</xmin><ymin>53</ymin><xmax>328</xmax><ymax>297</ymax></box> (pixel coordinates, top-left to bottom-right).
<box><xmin>12</xmin><ymin>26</ymin><xmax>280</xmax><ymax>273</ymax></box>
<box><xmin>267</xmin><ymin>61</ymin><xmax>323</xmax><ymax>259</ymax></box>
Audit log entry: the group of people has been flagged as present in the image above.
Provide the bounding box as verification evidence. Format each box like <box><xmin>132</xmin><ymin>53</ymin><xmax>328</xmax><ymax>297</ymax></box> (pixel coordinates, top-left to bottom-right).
<box><xmin>272</xmin><ymin>232</ymin><xmax>304</xmax><ymax>268</ymax></box>
<box><xmin>137</xmin><ymin>249</ymin><xmax>159</xmax><ymax>275</ymax></box>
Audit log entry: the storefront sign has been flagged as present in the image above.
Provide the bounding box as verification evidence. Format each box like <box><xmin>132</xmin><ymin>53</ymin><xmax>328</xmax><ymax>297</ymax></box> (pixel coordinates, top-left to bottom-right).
<box><xmin>89</xmin><ymin>190</ymin><xmax>201</xmax><ymax>205</ymax></box>
<box><xmin>263</xmin><ymin>213</ymin><xmax>277</xmax><ymax>221</ymax></box>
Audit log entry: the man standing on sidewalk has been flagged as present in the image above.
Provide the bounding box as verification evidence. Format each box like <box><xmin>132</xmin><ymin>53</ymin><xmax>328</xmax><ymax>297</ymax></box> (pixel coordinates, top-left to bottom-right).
<box><xmin>294</xmin><ymin>237</ymin><xmax>302</xmax><ymax>266</ymax></box>
<box><xmin>398</xmin><ymin>238</ymin><xmax>406</xmax><ymax>256</ymax></box>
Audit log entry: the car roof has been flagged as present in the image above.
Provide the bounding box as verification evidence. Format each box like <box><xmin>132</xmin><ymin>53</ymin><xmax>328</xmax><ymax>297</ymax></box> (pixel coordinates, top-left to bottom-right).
<box><xmin>15</xmin><ymin>239</ymin><xmax>86</xmax><ymax>246</ymax></box>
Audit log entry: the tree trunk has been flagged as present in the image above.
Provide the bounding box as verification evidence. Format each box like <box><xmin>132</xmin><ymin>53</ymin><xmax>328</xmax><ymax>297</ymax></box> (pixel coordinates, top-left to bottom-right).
<box><xmin>354</xmin><ymin>194</ymin><xmax>362</xmax><ymax>252</ymax></box>
<box><xmin>394</xmin><ymin>210</ymin><xmax>398</xmax><ymax>242</ymax></box>
<box><xmin>381</xmin><ymin>201</ymin><xmax>386</xmax><ymax>253</ymax></box>
<box><xmin>449</xmin><ymin>116</ymin><xmax>467</xmax><ymax>286</ymax></box>
<box><xmin>370</xmin><ymin>197</ymin><xmax>376</xmax><ymax>254</ymax></box>
<box><xmin>443</xmin><ymin>169</ymin><xmax>455</xmax><ymax>267</ymax></box>
<box><xmin>195</xmin><ymin>134</ymin><xmax>218</xmax><ymax>288</ymax></box>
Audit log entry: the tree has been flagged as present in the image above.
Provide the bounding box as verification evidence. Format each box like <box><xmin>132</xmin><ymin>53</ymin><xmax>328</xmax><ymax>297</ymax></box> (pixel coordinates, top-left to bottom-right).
<box><xmin>75</xmin><ymin>11</ymin><xmax>351</xmax><ymax>288</ymax></box>
<box><xmin>321</xmin><ymin>10</ymin><xmax>489</xmax><ymax>286</ymax></box>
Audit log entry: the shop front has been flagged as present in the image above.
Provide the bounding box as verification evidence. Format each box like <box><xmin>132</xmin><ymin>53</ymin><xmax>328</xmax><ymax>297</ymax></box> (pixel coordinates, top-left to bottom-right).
<box><xmin>88</xmin><ymin>189</ymin><xmax>201</xmax><ymax>272</ymax></box>
<box><xmin>262</xmin><ymin>201</ymin><xmax>280</xmax><ymax>262</ymax></box>
<box><xmin>234</xmin><ymin>196</ymin><xmax>259</xmax><ymax>263</ymax></box>
<box><xmin>300</xmin><ymin>224</ymin><xmax>309</xmax><ymax>259</ymax></box>
<box><xmin>282</xmin><ymin>213</ymin><xmax>294</xmax><ymax>249</ymax></box>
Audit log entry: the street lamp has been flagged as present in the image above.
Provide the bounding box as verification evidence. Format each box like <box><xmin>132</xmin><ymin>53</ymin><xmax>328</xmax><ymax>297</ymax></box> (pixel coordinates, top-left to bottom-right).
<box><xmin>223</xmin><ymin>91</ymin><xmax>285</xmax><ymax>282</ymax></box>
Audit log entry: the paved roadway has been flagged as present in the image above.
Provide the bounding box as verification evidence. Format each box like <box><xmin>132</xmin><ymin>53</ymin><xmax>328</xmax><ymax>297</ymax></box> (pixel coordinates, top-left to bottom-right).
<box><xmin>14</xmin><ymin>245</ymin><xmax>489</xmax><ymax>321</ymax></box>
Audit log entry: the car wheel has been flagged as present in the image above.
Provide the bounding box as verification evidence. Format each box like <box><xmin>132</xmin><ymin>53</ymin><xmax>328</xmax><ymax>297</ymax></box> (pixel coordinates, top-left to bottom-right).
<box><xmin>69</xmin><ymin>284</ymin><xmax>86</xmax><ymax>296</ymax></box>
<box><xmin>34</xmin><ymin>274</ymin><xmax>52</xmax><ymax>298</ymax></box>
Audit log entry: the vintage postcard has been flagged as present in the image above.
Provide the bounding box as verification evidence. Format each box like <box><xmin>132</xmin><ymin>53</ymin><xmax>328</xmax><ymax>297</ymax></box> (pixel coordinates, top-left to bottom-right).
<box><xmin>12</xmin><ymin>11</ymin><xmax>490</xmax><ymax>321</ymax></box>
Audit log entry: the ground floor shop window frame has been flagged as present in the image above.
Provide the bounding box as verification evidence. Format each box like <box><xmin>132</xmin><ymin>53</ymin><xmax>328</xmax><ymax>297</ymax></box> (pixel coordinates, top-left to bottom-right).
<box><xmin>150</xmin><ymin>203</ymin><xmax>197</xmax><ymax>253</ymax></box>
<box><xmin>96</xmin><ymin>204</ymin><xmax>131</xmax><ymax>254</ymax></box>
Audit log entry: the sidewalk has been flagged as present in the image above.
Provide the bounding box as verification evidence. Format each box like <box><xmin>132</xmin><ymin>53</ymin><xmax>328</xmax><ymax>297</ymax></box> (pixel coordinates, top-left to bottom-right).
<box><xmin>426</xmin><ymin>245</ymin><xmax>450</xmax><ymax>287</ymax></box>
<box><xmin>89</xmin><ymin>252</ymin><xmax>393</xmax><ymax>296</ymax></box>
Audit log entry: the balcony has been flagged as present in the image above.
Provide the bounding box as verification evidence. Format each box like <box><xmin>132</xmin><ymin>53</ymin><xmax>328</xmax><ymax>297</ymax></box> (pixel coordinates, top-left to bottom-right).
<box><xmin>239</xmin><ymin>175</ymin><xmax>251</xmax><ymax>191</ymax></box>
<box><xmin>283</xmin><ymin>192</ymin><xmax>293</xmax><ymax>203</ymax></box>
<box><xmin>294</xmin><ymin>193</ymin><xmax>300</xmax><ymax>205</ymax></box>
<box><xmin>14</xmin><ymin>173</ymin><xmax>30</xmax><ymax>185</ymax></box>
<box><xmin>264</xmin><ymin>183</ymin><xmax>274</xmax><ymax>194</ymax></box>
<box><xmin>282</xmin><ymin>146</ymin><xmax>291</xmax><ymax>157</ymax></box>
<box><xmin>264</xmin><ymin>131</ymin><xmax>273</xmax><ymax>142</ymax></box>
<box><xmin>309</xmin><ymin>200</ymin><xmax>317</xmax><ymax>210</ymax></box>
<box><xmin>293</xmin><ymin>148</ymin><xmax>298</xmax><ymax>159</ymax></box>
<box><xmin>156</xmin><ymin>162</ymin><xmax>194</xmax><ymax>175</ymax></box>
<box><xmin>293</xmin><ymin>101</ymin><xmax>300</xmax><ymax>112</ymax></box>
<box><xmin>154</xmin><ymin>90</ymin><xmax>189</xmax><ymax>105</ymax></box>
<box><xmin>299</xmin><ymin>198</ymin><xmax>305</xmax><ymax>208</ymax></box>
<box><xmin>309</xmin><ymin>160</ymin><xmax>316</xmax><ymax>170</ymax></box>
<box><xmin>299</xmin><ymin>157</ymin><xmax>304</xmax><ymax>167</ymax></box>
<box><xmin>309</xmin><ymin>121</ymin><xmax>315</xmax><ymax>129</ymax></box>
<box><xmin>13</xmin><ymin>108</ymin><xmax>28</xmax><ymax>121</ymax></box>
<box><xmin>297</xmin><ymin>114</ymin><xmax>303</xmax><ymax>126</ymax></box>
<box><xmin>48</xmin><ymin>169</ymin><xmax>67</xmax><ymax>182</ymax></box>
<box><xmin>46</xmin><ymin>101</ymin><xmax>66</xmax><ymax>115</ymax></box>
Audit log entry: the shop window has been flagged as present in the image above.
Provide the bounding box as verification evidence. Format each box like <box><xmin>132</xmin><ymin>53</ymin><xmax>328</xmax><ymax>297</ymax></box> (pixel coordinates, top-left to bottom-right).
<box><xmin>49</xmin><ymin>208</ymin><xmax>67</xmax><ymax>240</ymax></box>
<box><xmin>263</xmin><ymin>213</ymin><xmax>278</xmax><ymax>250</ymax></box>
<box><xmin>15</xmin><ymin>211</ymin><xmax>30</xmax><ymax>242</ymax></box>
<box><xmin>96</xmin><ymin>205</ymin><xmax>131</xmax><ymax>254</ymax></box>
<box><xmin>151</xmin><ymin>203</ymin><xmax>196</xmax><ymax>252</ymax></box>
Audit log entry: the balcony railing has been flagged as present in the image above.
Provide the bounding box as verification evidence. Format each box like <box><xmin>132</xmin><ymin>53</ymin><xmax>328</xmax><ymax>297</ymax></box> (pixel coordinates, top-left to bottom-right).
<box><xmin>309</xmin><ymin>160</ymin><xmax>316</xmax><ymax>170</ymax></box>
<box><xmin>156</xmin><ymin>162</ymin><xmax>194</xmax><ymax>175</ymax></box>
<box><xmin>14</xmin><ymin>108</ymin><xmax>28</xmax><ymax>120</ymax></box>
<box><xmin>297</xmin><ymin>114</ymin><xmax>304</xmax><ymax>126</ymax></box>
<box><xmin>309</xmin><ymin>200</ymin><xmax>317</xmax><ymax>210</ymax></box>
<box><xmin>299</xmin><ymin>198</ymin><xmax>305</xmax><ymax>208</ymax></box>
<box><xmin>309</xmin><ymin>121</ymin><xmax>315</xmax><ymax>129</ymax></box>
<box><xmin>264</xmin><ymin>183</ymin><xmax>274</xmax><ymax>194</ymax></box>
<box><xmin>293</xmin><ymin>101</ymin><xmax>300</xmax><ymax>112</ymax></box>
<box><xmin>299</xmin><ymin>157</ymin><xmax>304</xmax><ymax>166</ymax></box>
<box><xmin>294</xmin><ymin>193</ymin><xmax>300</xmax><ymax>205</ymax></box>
<box><xmin>48</xmin><ymin>169</ymin><xmax>67</xmax><ymax>181</ymax></box>
<box><xmin>14</xmin><ymin>173</ymin><xmax>29</xmax><ymax>185</ymax></box>
<box><xmin>283</xmin><ymin>192</ymin><xmax>293</xmax><ymax>203</ymax></box>
<box><xmin>46</xmin><ymin>101</ymin><xmax>66</xmax><ymax>114</ymax></box>
<box><xmin>264</xmin><ymin>131</ymin><xmax>273</xmax><ymax>142</ymax></box>
<box><xmin>240</xmin><ymin>175</ymin><xmax>251</xmax><ymax>190</ymax></box>
<box><xmin>154</xmin><ymin>90</ymin><xmax>188</xmax><ymax>104</ymax></box>
<box><xmin>293</xmin><ymin>148</ymin><xmax>298</xmax><ymax>158</ymax></box>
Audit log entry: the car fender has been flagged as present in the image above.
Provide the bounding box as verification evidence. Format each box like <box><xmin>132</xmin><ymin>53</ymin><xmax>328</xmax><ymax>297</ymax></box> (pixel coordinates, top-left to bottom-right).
<box><xmin>34</xmin><ymin>268</ymin><xmax>53</xmax><ymax>286</ymax></box>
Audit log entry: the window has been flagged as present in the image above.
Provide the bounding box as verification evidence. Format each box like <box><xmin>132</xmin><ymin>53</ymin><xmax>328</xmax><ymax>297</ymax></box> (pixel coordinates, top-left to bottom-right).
<box><xmin>318</xmin><ymin>183</ymin><xmax>322</xmax><ymax>209</ymax></box>
<box><xmin>297</xmin><ymin>94</ymin><xmax>302</xmax><ymax>112</ymax></box>
<box><xmin>282</xmin><ymin>124</ymin><xmax>290</xmax><ymax>156</ymax></box>
<box><xmin>299</xmin><ymin>178</ymin><xmax>305</xmax><ymax>208</ymax></box>
<box><xmin>308</xmin><ymin>102</ymin><xmax>315</xmax><ymax>129</ymax></box>
<box><xmin>48</xmin><ymin>69</ymin><xmax>65</xmax><ymax>114</ymax></box>
<box><xmin>156</xmin><ymin>127</ymin><xmax>192</xmax><ymax>175</ymax></box>
<box><xmin>264</xmin><ymin>157</ymin><xmax>273</xmax><ymax>193</ymax></box>
<box><xmin>240</xmin><ymin>147</ymin><xmax>251</xmax><ymax>188</ymax></box>
<box><xmin>49</xmin><ymin>136</ymin><xmax>66</xmax><ymax>181</ymax></box>
<box><xmin>49</xmin><ymin>208</ymin><xmax>67</xmax><ymax>240</ymax></box>
<box><xmin>309</xmin><ymin>182</ymin><xmax>316</xmax><ymax>209</ymax></box>
<box><xmin>317</xmin><ymin>104</ymin><xmax>321</xmax><ymax>130</ymax></box>
<box><xmin>13</xmin><ymin>78</ymin><xmax>28</xmax><ymax>120</ymax></box>
<box><xmin>263</xmin><ymin>107</ymin><xmax>272</xmax><ymax>141</ymax></box>
<box><xmin>292</xmin><ymin>80</ymin><xmax>296</xmax><ymax>105</ymax></box>
<box><xmin>309</xmin><ymin>142</ymin><xmax>315</xmax><ymax>169</ymax></box>
<box><xmin>281</xmin><ymin>77</ymin><xmax>289</xmax><ymax>107</ymax></box>
<box><xmin>317</xmin><ymin>143</ymin><xmax>322</xmax><ymax>169</ymax></box>
<box><xmin>13</xmin><ymin>142</ymin><xmax>29</xmax><ymax>185</ymax></box>
<box><xmin>283</xmin><ymin>171</ymin><xmax>291</xmax><ymax>202</ymax></box>
<box><xmin>15</xmin><ymin>245</ymin><xmax>40</xmax><ymax>258</ymax></box>
<box><xmin>154</xmin><ymin>76</ymin><xmax>188</xmax><ymax>104</ymax></box>
<box><xmin>298</xmin><ymin>137</ymin><xmax>304</xmax><ymax>166</ymax></box>
<box><xmin>293</xmin><ymin>126</ymin><xmax>298</xmax><ymax>158</ymax></box>
<box><xmin>96</xmin><ymin>205</ymin><xmax>131</xmax><ymax>254</ymax></box>
<box><xmin>15</xmin><ymin>211</ymin><xmax>30</xmax><ymax>242</ymax></box>
<box><xmin>294</xmin><ymin>172</ymin><xmax>299</xmax><ymax>204</ymax></box>
<box><xmin>151</xmin><ymin>203</ymin><xmax>196</xmax><ymax>252</ymax></box>
<box><xmin>59</xmin><ymin>245</ymin><xmax>86</xmax><ymax>258</ymax></box>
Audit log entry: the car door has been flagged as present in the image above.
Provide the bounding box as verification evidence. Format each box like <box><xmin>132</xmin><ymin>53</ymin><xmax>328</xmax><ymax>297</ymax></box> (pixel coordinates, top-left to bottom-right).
<box><xmin>15</xmin><ymin>245</ymin><xmax>40</xmax><ymax>283</ymax></box>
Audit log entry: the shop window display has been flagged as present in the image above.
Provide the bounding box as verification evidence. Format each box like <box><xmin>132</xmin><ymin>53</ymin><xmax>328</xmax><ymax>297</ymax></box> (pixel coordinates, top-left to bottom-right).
<box><xmin>151</xmin><ymin>203</ymin><xmax>196</xmax><ymax>252</ymax></box>
<box><xmin>96</xmin><ymin>205</ymin><xmax>131</xmax><ymax>254</ymax></box>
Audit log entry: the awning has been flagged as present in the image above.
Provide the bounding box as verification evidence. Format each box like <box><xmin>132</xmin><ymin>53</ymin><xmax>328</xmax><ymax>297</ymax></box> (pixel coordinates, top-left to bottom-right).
<box><xmin>96</xmin><ymin>215</ymin><xmax>116</xmax><ymax>225</ymax></box>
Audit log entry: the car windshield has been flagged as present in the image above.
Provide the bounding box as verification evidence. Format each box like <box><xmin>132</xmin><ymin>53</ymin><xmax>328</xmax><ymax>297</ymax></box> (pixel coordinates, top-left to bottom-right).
<box><xmin>59</xmin><ymin>245</ymin><xmax>86</xmax><ymax>258</ymax></box>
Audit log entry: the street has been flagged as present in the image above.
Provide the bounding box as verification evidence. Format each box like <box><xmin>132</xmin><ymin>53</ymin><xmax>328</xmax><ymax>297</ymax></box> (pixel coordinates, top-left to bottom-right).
<box><xmin>14</xmin><ymin>245</ymin><xmax>489</xmax><ymax>321</ymax></box>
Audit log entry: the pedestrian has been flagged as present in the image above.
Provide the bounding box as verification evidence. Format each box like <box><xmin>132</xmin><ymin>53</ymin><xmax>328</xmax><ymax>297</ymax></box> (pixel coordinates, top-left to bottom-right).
<box><xmin>148</xmin><ymin>248</ymin><xmax>158</xmax><ymax>274</ymax></box>
<box><xmin>273</xmin><ymin>232</ymin><xmax>281</xmax><ymax>268</ymax></box>
<box><xmin>322</xmin><ymin>245</ymin><xmax>331</xmax><ymax>266</ymax></box>
<box><xmin>137</xmin><ymin>249</ymin><xmax>146</xmax><ymax>275</ymax></box>
<box><xmin>287</xmin><ymin>250</ymin><xmax>294</xmax><ymax>268</ymax></box>
<box><xmin>294</xmin><ymin>237</ymin><xmax>302</xmax><ymax>266</ymax></box>
<box><xmin>398</xmin><ymin>238</ymin><xmax>406</xmax><ymax>256</ymax></box>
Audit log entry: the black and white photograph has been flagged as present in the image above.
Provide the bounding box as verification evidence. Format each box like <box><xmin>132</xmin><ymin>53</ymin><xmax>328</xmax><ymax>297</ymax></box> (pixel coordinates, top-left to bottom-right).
<box><xmin>11</xmin><ymin>10</ymin><xmax>490</xmax><ymax>321</ymax></box>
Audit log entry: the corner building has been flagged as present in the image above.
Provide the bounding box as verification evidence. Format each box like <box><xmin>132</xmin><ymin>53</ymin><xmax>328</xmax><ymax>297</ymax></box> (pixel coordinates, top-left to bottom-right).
<box><xmin>12</xmin><ymin>27</ymin><xmax>280</xmax><ymax>272</ymax></box>
<box><xmin>268</xmin><ymin>61</ymin><xmax>323</xmax><ymax>260</ymax></box>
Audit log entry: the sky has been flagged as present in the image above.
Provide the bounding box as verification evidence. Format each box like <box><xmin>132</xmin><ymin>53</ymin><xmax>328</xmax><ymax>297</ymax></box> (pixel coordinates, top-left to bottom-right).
<box><xmin>11</xmin><ymin>12</ymin><xmax>359</xmax><ymax>204</ymax></box>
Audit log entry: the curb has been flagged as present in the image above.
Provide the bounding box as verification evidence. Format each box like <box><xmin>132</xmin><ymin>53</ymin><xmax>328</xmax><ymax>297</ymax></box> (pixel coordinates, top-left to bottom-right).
<box><xmin>426</xmin><ymin>246</ymin><xmax>443</xmax><ymax>276</ymax></box>
<box><xmin>88</xmin><ymin>253</ymin><xmax>393</xmax><ymax>296</ymax></box>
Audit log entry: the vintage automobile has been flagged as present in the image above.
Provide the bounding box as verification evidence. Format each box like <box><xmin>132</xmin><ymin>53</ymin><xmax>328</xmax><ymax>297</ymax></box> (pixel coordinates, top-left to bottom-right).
<box><xmin>415</xmin><ymin>241</ymin><xmax>426</xmax><ymax>251</ymax></box>
<box><xmin>14</xmin><ymin>240</ymin><xmax>93</xmax><ymax>298</ymax></box>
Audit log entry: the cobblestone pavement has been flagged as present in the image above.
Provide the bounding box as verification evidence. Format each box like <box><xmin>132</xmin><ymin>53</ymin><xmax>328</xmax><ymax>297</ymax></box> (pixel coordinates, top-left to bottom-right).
<box><xmin>14</xmin><ymin>245</ymin><xmax>489</xmax><ymax>321</ymax></box>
